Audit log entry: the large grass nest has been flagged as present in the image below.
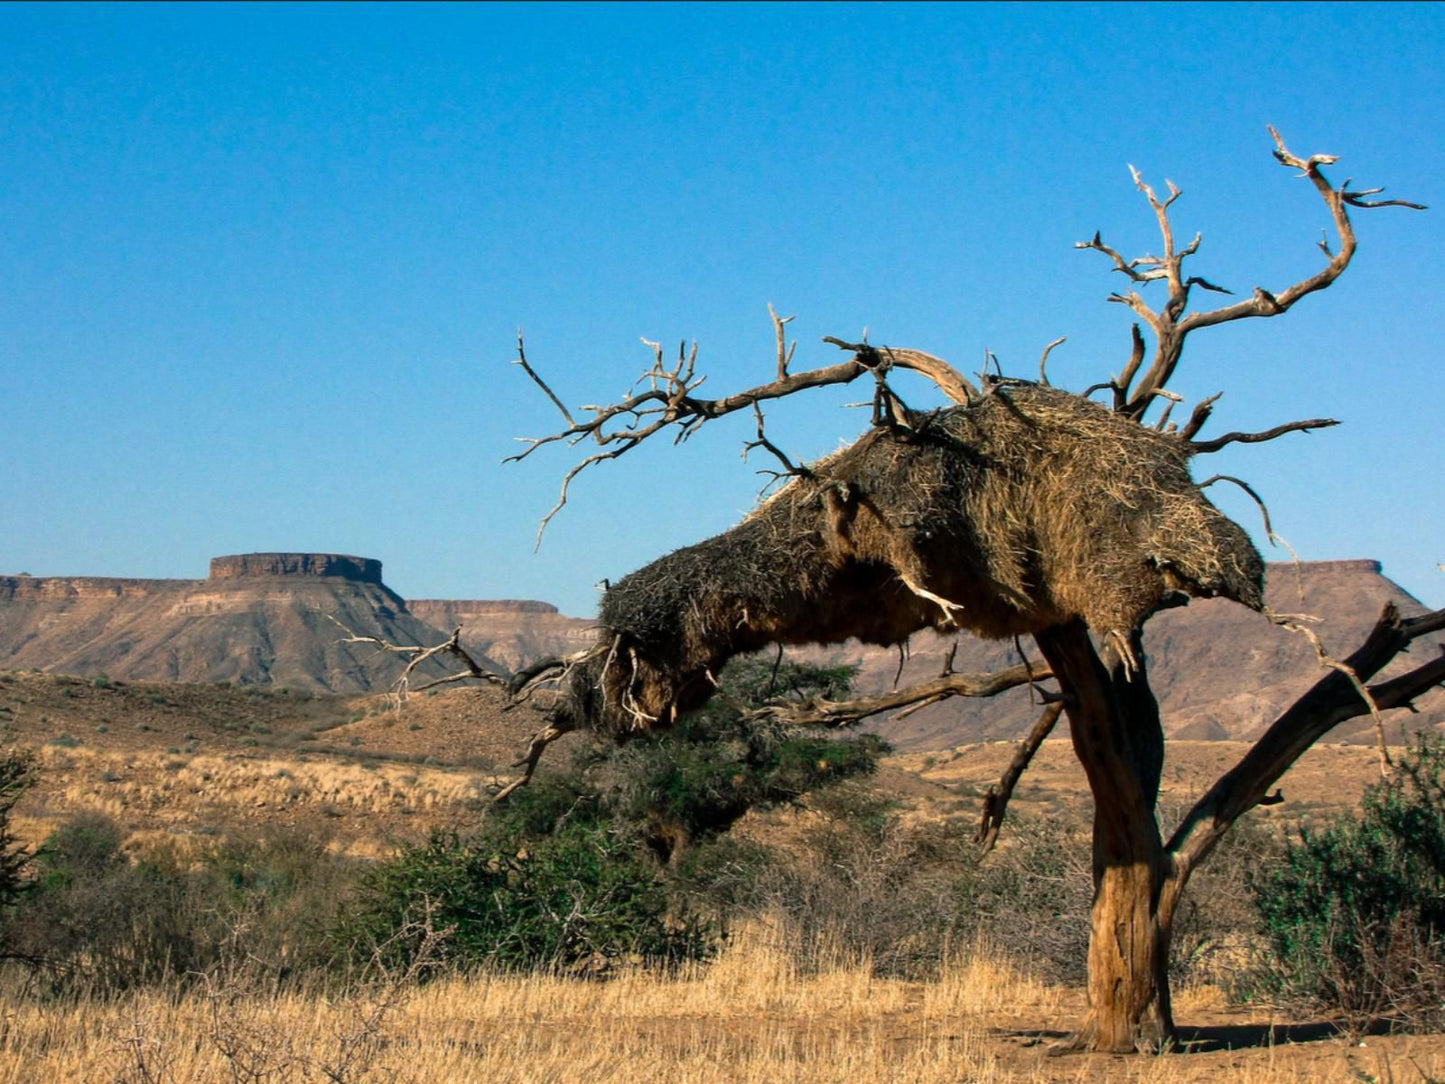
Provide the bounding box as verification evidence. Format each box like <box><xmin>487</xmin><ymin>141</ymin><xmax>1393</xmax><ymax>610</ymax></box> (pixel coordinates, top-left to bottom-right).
<box><xmin>579</xmin><ymin>384</ymin><xmax>1263</xmax><ymax>735</ymax></box>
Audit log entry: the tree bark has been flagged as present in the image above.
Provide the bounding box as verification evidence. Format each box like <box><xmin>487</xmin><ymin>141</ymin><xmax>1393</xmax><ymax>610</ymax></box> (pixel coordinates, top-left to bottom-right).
<box><xmin>1034</xmin><ymin>606</ymin><xmax>1445</xmax><ymax>1053</ymax></box>
<box><xmin>1035</xmin><ymin>622</ymin><xmax>1174</xmax><ymax>1052</ymax></box>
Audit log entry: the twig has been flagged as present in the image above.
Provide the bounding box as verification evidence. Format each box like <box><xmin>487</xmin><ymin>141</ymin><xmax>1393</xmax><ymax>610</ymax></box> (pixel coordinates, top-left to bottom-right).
<box><xmin>1038</xmin><ymin>336</ymin><xmax>1066</xmax><ymax>386</ymax></box>
<box><xmin>1197</xmin><ymin>474</ymin><xmax>1294</xmax><ymax>554</ymax></box>
<box><xmin>1190</xmin><ymin>418</ymin><xmax>1338</xmax><ymax>454</ymax></box>
<box><xmin>743</xmin><ymin>402</ymin><xmax>812</xmax><ymax>494</ymax></box>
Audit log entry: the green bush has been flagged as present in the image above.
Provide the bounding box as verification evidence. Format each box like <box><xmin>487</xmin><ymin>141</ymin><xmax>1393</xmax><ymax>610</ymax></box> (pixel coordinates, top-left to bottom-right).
<box><xmin>594</xmin><ymin>709</ymin><xmax>884</xmax><ymax>863</ymax></box>
<box><xmin>341</xmin><ymin>811</ymin><xmax>711</xmax><ymax>974</ymax></box>
<box><xmin>338</xmin><ymin>657</ymin><xmax>878</xmax><ymax>975</ymax></box>
<box><xmin>7</xmin><ymin>817</ymin><xmax>357</xmax><ymax>992</ymax></box>
<box><xmin>586</xmin><ymin>655</ymin><xmax>882</xmax><ymax>862</ymax></box>
<box><xmin>1250</xmin><ymin>731</ymin><xmax>1445</xmax><ymax>1029</ymax></box>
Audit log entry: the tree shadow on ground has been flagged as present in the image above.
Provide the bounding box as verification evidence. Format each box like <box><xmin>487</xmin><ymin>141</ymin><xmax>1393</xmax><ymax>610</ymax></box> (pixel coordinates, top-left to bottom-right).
<box><xmin>998</xmin><ymin>1019</ymin><xmax>1399</xmax><ymax>1054</ymax></box>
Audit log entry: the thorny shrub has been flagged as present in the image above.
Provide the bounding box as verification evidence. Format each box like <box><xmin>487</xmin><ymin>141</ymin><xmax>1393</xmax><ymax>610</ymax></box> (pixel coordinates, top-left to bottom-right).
<box><xmin>1248</xmin><ymin>730</ymin><xmax>1445</xmax><ymax>1033</ymax></box>
<box><xmin>339</xmin><ymin>656</ymin><xmax>881</xmax><ymax>974</ymax></box>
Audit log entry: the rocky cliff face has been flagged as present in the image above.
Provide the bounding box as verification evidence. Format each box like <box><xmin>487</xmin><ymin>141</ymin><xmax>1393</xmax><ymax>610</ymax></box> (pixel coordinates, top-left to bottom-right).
<box><xmin>0</xmin><ymin>554</ymin><xmax>442</xmax><ymax>693</ymax></box>
<box><xmin>0</xmin><ymin>576</ymin><xmax>191</xmax><ymax>601</ymax></box>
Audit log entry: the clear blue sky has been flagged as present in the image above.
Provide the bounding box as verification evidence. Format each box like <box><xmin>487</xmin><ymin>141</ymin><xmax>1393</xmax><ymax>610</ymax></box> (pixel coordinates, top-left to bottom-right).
<box><xmin>4</xmin><ymin>2</ymin><xmax>1442</xmax><ymax>618</ymax></box>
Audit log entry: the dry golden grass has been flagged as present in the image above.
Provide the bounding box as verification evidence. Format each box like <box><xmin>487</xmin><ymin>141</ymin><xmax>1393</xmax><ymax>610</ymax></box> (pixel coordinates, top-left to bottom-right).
<box><xmin>13</xmin><ymin>744</ymin><xmax>498</xmax><ymax>858</ymax></box>
<box><xmin>5</xmin><ymin>927</ymin><xmax>1445</xmax><ymax>1083</ymax></box>
<box><xmin>6</xmin><ymin>675</ymin><xmax>1445</xmax><ymax>1081</ymax></box>
<box><xmin>896</xmin><ymin>739</ymin><xmax>1400</xmax><ymax>827</ymax></box>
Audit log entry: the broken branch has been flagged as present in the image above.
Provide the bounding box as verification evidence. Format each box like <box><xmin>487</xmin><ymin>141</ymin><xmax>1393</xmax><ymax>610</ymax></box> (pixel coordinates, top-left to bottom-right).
<box><xmin>975</xmin><ymin>700</ymin><xmax>1066</xmax><ymax>852</ymax></box>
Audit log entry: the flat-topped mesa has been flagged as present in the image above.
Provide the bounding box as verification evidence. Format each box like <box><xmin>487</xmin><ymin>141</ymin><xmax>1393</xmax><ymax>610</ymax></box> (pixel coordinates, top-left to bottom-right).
<box><xmin>208</xmin><ymin>553</ymin><xmax>383</xmax><ymax>584</ymax></box>
<box><xmin>1278</xmin><ymin>559</ymin><xmax>1383</xmax><ymax>576</ymax></box>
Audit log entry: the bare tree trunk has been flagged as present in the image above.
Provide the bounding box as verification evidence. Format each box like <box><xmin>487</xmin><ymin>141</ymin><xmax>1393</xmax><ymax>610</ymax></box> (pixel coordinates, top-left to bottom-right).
<box><xmin>1036</xmin><ymin>622</ymin><xmax>1174</xmax><ymax>1053</ymax></box>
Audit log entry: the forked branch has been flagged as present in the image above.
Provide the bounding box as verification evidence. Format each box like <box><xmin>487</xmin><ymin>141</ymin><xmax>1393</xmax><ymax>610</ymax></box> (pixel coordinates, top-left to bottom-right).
<box><xmin>1078</xmin><ymin>127</ymin><xmax>1424</xmax><ymax>424</ymax></box>
<box><xmin>510</xmin><ymin>310</ymin><xmax>982</xmax><ymax>542</ymax></box>
<box><xmin>1189</xmin><ymin>417</ymin><xmax>1338</xmax><ymax>454</ymax></box>
<box><xmin>327</xmin><ymin>617</ymin><xmax>504</xmax><ymax>704</ymax></box>
<box><xmin>1164</xmin><ymin>604</ymin><xmax>1445</xmax><ymax>889</ymax></box>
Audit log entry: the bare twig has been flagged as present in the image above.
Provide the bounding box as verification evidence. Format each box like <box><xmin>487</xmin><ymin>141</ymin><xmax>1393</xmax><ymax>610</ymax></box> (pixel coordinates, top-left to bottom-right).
<box><xmin>513</xmin><ymin>331</ymin><xmax>575</xmax><ymax>426</ymax></box>
<box><xmin>1265</xmin><ymin>608</ymin><xmax>1392</xmax><ymax>774</ymax></box>
<box><xmin>493</xmin><ymin>723</ymin><xmax>570</xmax><ymax>802</ymax></box>
<box><xmin>1190</xmin><ymin>418</ymin><xmax>1338</xmax><ymax>454</ymax></box>
<box><xmin>1197</xmin><ymin>474</ymin><xmax>1292</xmax><ymax>551</ymax></box>
<box><xmin>1038</xmin><ymin>336</ymin><xmax>1066</xmax><ymax>386</ymax></box>
<box><xmin>1178</xmin><ymin>391</ymin><xmax>1224</xmax><ymax>441</ymax></box>
<box><xmin>743</xmin><ymin>402</ymin><xmax>812</xmax><ymax>493</ymax></box>
<box><xmin>769</xmin><ymin>302</ymin><xmax>797</xmax><ymax>380</ymax></box>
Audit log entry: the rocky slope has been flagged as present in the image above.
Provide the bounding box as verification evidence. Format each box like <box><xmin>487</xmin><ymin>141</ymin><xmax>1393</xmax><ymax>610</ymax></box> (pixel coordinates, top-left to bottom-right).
<box><xmin>0</xmin><ymin>554</ymin><xmax>457</xmax><ymax>694</ymax></box>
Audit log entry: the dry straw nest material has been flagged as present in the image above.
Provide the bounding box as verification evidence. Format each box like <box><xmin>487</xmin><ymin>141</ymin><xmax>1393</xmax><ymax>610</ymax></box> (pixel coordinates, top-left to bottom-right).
<box><xmin>583</xmin><ymin>384</ymin><xmax>1263</xmax><ymax>735</ymax></box>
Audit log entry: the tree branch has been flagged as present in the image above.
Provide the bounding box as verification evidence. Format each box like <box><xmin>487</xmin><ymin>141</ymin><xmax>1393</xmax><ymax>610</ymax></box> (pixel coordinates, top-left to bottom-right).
<box><xmin>1197</xmin><ymin>474</ymin><xmax>1288</xmax><ymax>551</ymax></box>
<box><xmin>1078</xmin><ymin>128</ymin><xmax>1423</xmax><ymax>424</ymax></box>
<box><xmin>975</xmin><ymin>700</ymin><xmax>1066</xmax><ymax>852</ymax></box>
<box><xmin>742</xmin><ymin>402</ymin><xmax>813</xmax><ymax>494</ymax></box>
<box><xmin>493</xmin><ymin>723</ymin><xmax>571</xmax><ymax>802</ymax></box>
<box><xmin>510</xmin><ymin>313</ymin><xmax>980</xmax><ymax>542</ymax></box>
<box><xmin>747</xmin><ymin>660</ymin><xmax>1052</xmax><ymax>728</ymax></box>
<box><xmin>326</xmin><ymin>617</ymin><xmax>504</xmax><ymax>704</ymax></box>
<box><xmin>1165</xmin><ymin>604</ymin><xmax>1445</xmax><ymax>885</ymax></box>
<box><xmin>1189</xmin><ymin>417</ymin><xmax>1339</xmax><ymax>454</ymax></box>
<box><xmin>1038</xmin><ymin>337</ymin><xmax>1067</xmax><ymax>387</ymax></box>
<box><xmin>820</xmin><ymin>338</ymin><xmax>980</xmax><ymax>405</ymax></box>
<box><xmin>1177</xmin><ymin>392</ymin><xmax>1224</xmax><ymax>442</ymax></box>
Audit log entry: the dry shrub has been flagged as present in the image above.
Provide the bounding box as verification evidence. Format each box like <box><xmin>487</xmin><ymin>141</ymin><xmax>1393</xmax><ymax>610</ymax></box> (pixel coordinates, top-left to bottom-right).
<box><xmin>3</xmin><ymin>815</ymin><xmax>358</xmax><ymax>994</ymax></box>
<box><xmin>696</xmin><ymin>793</ymin><xmax>1095</xmax><ymax>984</ymax></box>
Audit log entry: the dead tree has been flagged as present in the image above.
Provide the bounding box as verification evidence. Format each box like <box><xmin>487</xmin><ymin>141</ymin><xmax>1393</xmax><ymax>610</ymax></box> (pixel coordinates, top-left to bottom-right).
<box><xmin>494</xmin><ymin>129</ymin><xmax>1438</xmax><ymax>1053</ymax></box>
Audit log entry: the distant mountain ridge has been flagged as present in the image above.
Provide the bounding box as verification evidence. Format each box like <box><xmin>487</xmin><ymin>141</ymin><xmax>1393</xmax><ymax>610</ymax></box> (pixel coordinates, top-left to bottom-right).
<box><xmin>0</xmin><ymin>554</ymin><xmax>447</xmax><ymax>693</ymax></box>
<box><xmin>1</xmin><ymin>553</ymin><xmax>1438</xmax><ymax>749</ymax></box>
